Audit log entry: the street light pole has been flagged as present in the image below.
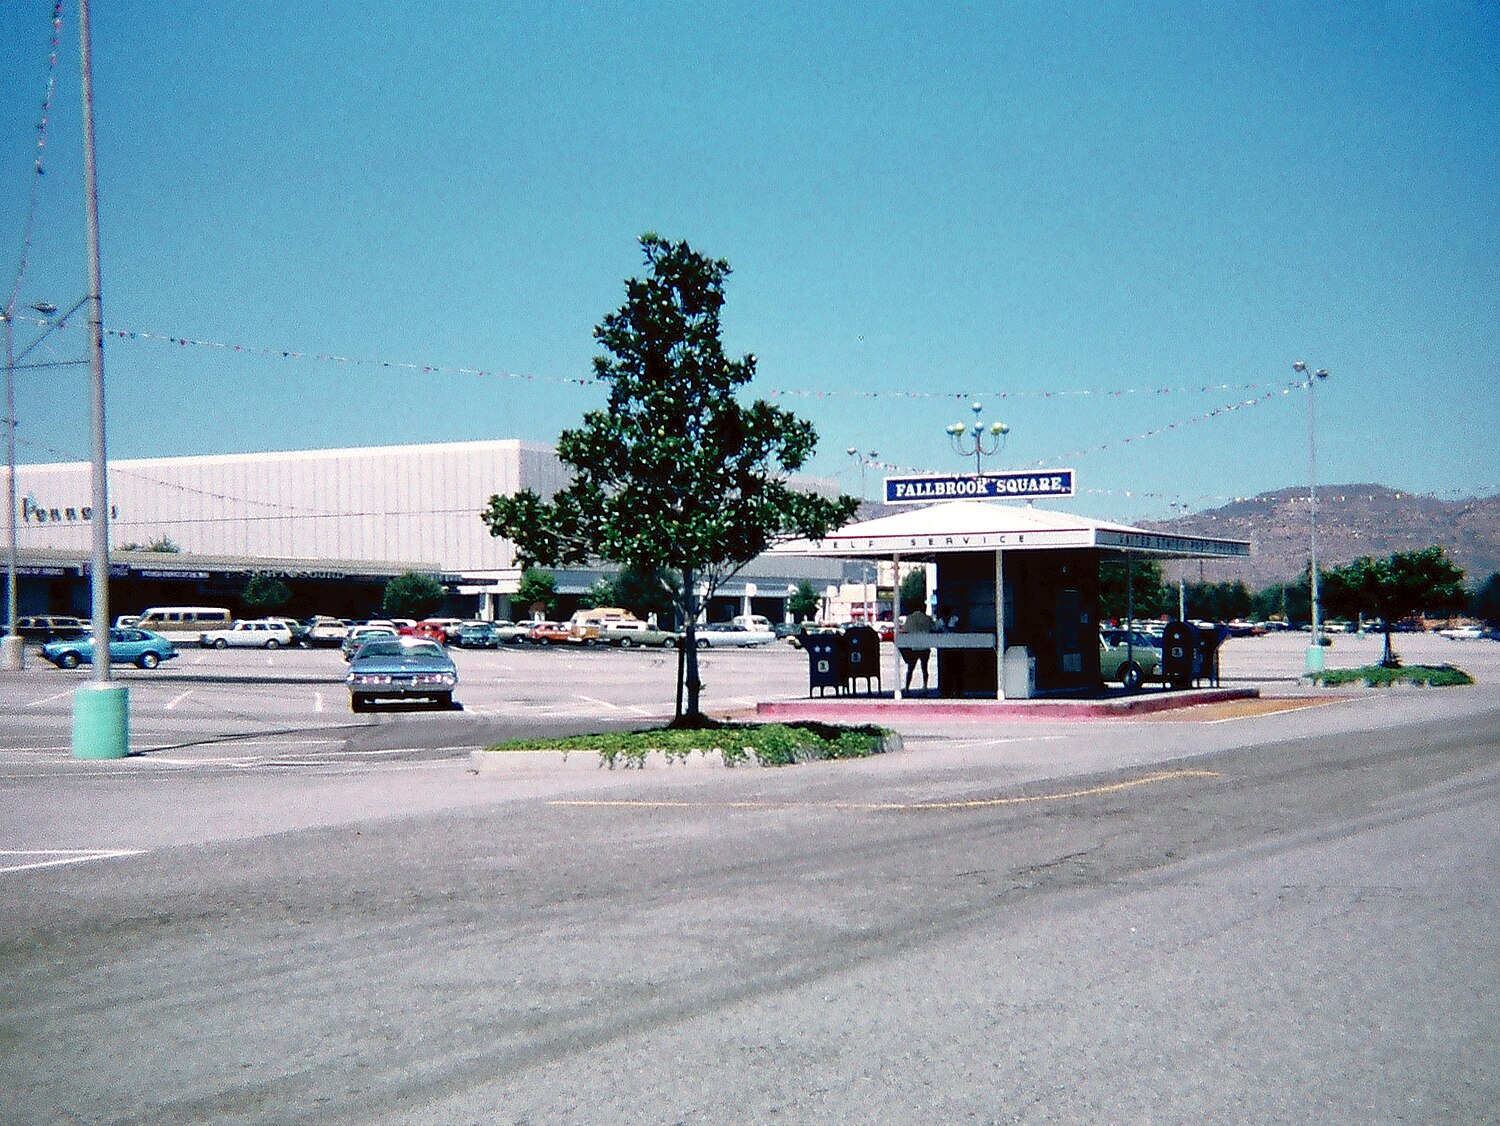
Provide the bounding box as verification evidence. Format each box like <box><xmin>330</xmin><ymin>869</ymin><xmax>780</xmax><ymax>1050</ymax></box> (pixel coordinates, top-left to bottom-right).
<box><xmin>1294</xmin><ymin>361</ymin><xmax>1330</xmax><ymax>673</ymax></box>
<box><xmin>846</xmin><ymin>448</ymin><xmax>878</xmax><ymax>622</ymax></box>
<box><xmin>947</xmin><ymin>402</ymin><xmax>1009</xmax><ymax>476</ymax></box>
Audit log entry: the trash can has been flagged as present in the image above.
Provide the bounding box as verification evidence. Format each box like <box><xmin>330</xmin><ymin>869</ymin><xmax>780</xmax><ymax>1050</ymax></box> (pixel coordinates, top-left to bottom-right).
<box><xmin>1002</xmin><ymin>645</ymin><xmax>1036</xmax><ymax>699</ymax></box>
<box><xmin>1160</xmin><ymin>621</ymin><xmax>1198</xmax><ymax>690</ymax></box>
<box><xmin>804</xmin><ymin>631</ymin><xmax>845</xmax><ymax>697</ymax></box>
<box><xmin>842</xmin><ymin>626</ymin><xmax>882</xmax><ymax>695</ymax></box>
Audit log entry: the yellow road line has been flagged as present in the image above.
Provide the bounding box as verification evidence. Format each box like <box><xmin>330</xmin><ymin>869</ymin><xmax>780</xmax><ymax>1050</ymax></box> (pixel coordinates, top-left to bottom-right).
<box><xmin>547</xmin><ymin>768</ymin><xmax>1222</xmax><ymax>812</ymax></box>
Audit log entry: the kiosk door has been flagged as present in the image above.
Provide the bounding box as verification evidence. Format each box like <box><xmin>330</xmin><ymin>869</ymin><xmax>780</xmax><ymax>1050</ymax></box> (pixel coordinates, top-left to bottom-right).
<box><xmin>1056</xmin><ymin>588</ymin><xmax>1083</xmax><ymax>675</ymax></box>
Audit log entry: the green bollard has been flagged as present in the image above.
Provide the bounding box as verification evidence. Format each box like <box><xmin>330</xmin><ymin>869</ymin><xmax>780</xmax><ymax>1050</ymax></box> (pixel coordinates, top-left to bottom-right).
<box><xmin>73</xmin><ymin>683</ymin><xmax>130</xmax><ymax>759</ymax></box>
<box><xmin>1304</xmin><ymin>643</ymin><xmax>1326</xmax><ymax>674</ymax></box>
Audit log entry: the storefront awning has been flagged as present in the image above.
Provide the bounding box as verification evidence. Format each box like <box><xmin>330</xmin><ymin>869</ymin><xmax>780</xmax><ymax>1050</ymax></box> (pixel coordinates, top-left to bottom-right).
<box><xmin>770</xmin><ymin>500</ymin><xmax>1249</xmax><ymax>561</ymax></box>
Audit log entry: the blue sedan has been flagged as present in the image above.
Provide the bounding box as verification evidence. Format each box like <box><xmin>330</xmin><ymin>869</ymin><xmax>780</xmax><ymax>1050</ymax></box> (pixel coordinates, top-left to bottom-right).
<box><xmin>41</xmin><ymin>628</ymin><xmax>179</xmax><ymax>670</ymax></box>
<box><xmin>346</xmin><ymin>637</ymin><xmax>459</xmax><ymax>711</ymax></box>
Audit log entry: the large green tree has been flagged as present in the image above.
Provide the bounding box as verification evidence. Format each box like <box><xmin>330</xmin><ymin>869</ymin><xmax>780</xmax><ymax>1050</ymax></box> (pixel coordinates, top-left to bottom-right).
<box><xmin>1323</xmin><ymin>547</ymin><xmax>1466</xmax><ymax>667</ymax></box>
<box><xmin>242</xmin><ymin>572</ymin><xmax>291</xmax><ymax>613</ymax></box>
<box><xmin>514</xmin><ymin>567</ymin><xmax>558</xmax><ymax>619</ymax></box>
<box><xmin>483</xmin><ymin>235</ymin><xmax>858</xmax><ymax>723</ymax></box>
<box><xmin>1099</xmin><ymin>558</ymin><xmax>1167</xmax><ymax>623</ymax></box>
<box><xmin>382</xmin><ymin>571</ymin><xmax>446</xmax><ymax>620</ymax></box>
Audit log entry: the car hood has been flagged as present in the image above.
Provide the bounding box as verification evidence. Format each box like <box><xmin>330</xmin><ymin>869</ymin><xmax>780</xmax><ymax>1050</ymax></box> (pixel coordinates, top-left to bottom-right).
<box><xmin>348</xmin><ymin>654</ymin><xmax>457</xmax><ymax>676</ymax></box>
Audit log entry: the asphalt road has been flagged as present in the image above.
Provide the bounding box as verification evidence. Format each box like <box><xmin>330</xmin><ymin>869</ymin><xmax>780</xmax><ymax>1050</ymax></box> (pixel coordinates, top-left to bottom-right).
<box><xmin>3</xmin><ymin>634</ymin><xmax>1498</xmax><ymax>1124</ymax></box>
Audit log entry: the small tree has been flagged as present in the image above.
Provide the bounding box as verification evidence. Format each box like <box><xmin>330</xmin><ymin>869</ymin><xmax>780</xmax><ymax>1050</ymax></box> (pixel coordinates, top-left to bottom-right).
<box><xmin>1324</xmin><ymin>547</ymin><xmax>1466</xmax><ymax>667</ymax></box>
<box><xmin>514</xmin><ymin>567</ymin><xmax>558</xmax><ymax>619</ymax></box>
<box><xmin>615</xmin><ymin>564</ymin><xmax>679</xmax><ymax>624</ymax></box>
<box><xmin>1099</xmin><ymin>559</ymin><xmax>1167</xmax><ymax>623</ymax></box>
<box><xmin>483</xmin><ymin>235</ymin><xmax>858</xmax><ymax>724</ymax></box>
<box><xmin>578</xmin><ymin>577</ymin><xmax>619</xmax><ymax>610</ymax></box>
<box><xmin>898</xmin><ymin>568</ymin><xmax>927</xmax><ymax>614</ymax></box>
<box><xmin>383</xmin><ymin>571</ymin><xmax>445</xmax><ymax>620</ymax></box>
<box><xmin>788</xmin><ymin>579</ymin><xmax>821</xmax><ymax>623</ymax></box>
<box><xmin>242</xmin><ymin>572</ymin><xmax>291</xmax><ymax>613</ymax></box>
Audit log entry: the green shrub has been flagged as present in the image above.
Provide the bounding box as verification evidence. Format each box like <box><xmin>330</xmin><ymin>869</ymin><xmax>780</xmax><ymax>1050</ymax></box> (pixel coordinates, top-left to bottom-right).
<box><xmin>487</xmin><ymin>722</ymin><xmax>893</xmax><ymax>768</ymax></box>
<box><xmin>1313</xmin><ymin>664</ymin><xmax>1473</xmax><ymax>688</ymax></box>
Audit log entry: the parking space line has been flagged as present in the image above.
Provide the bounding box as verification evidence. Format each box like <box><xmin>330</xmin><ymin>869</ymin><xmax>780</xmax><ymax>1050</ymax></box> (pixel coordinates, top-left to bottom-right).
<box><xmin>0</xmin><ymin>848</ymin><xmax>146</xmax><ymax>875</ymax></box>
<box><xmin>25</xmin><ymin>690</ymin><xmax>74</xmax><ymax>708</ymax></box>
<box><xmin>575</xmin><ymin>695</ymin><xmax>619</xmax><ymax>710</ymax></box>
<box><xmin>314</xmin><ymin>691</ymin><xmax>325</xmax><ymax>713</ymax></box>
<box><xmin>165</xmin><ymin>689</ymin><xmax>195</xmax><ymax>711</ymax></box>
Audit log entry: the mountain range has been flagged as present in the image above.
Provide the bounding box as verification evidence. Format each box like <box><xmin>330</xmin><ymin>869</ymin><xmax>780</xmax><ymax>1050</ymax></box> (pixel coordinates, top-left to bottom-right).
<box><xmin>1145</xmin><ymin>485</ymin><xmax>1500</xmax><ymax>590</ymax></box>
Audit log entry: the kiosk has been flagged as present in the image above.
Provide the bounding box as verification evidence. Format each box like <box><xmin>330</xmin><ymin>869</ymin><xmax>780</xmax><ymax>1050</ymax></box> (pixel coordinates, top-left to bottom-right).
<box><xmin>772</xmin><ymin>497</ymin><xmax>1250</xmax><ymax>700</ymax></box>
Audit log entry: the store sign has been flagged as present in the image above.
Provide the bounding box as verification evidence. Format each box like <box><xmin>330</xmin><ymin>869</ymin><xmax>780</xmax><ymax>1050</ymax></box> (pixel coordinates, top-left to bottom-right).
<box><xmin>21</xmin><ymin>498</ymin><xmax>119</xmax><ymax>524</ymax></box>
<box><xmin>884</xmin><ymin>470</ymin><xmax>1075</xmax><ymax>504</ymax></box>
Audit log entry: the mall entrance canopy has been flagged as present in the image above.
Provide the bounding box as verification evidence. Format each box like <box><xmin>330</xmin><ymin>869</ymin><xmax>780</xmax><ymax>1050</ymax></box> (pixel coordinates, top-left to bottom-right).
<box><xmin>770</xmin><ymin>500</ymin><xmax>1250</xmax><ymax>700</ymax></box>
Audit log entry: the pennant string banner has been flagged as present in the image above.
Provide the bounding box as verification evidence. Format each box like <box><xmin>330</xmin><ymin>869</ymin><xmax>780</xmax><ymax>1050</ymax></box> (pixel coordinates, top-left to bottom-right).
<box><xmin>0</xmin><ymin>316</ymin><xmax>1303</xmax><ymax>402</ymax></box>
<box><xmin>5</xmin><ymin>2</ymin><xmax>64</xmax><ymax>319</ymax></box>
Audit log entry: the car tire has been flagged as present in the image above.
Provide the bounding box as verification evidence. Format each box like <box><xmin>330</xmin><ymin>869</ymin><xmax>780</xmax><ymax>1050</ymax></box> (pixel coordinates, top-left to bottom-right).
<box><xmin>434</xmin><ymin>691</ymin><xmax>453</xmax><ymax>708</ymax></box>
<box><xmin>265</xmin><ymin>638</ymin><xmax>281</xmax><ymax>650</ymax></box>
<box><xmin>695</xmin><ymin>638</ymin><xmax>709</xmax><ymax>649</ymax></box>
<box><xmin>137</xmin><ymin>652</ymin><xmax>160</xmax><ymax>670</ymax></box>
<box><xmin>1119</xmin><ymin>661</ymin><xmax>1143</xmax><ymax>692</ymax></box>
<box><xmin>662</xmin><ymin>638</ymin><xmax>677</xmax><ymax>648</ymax></box>
<box><xmin>58</xmin><ymin>651</ymin><xmax>81</xmax><ymax>669</ymax></box>
<box><xmin>214</xmin><ymin>638</ymin><xmax>228</xmax><ymax>650</ymax></box>
<box><xmin>350</xmin><ymin>694</ymin><xmax>369</xmax><ymax>713</ymax></box>
<box><xmin>616</xmin><ymin>636</ymin><xmax>633</xmax><ymax>649</ymax></box>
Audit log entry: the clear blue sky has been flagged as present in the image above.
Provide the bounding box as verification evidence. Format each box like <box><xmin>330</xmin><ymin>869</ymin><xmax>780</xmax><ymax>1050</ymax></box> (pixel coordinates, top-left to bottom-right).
<box><xmin>4</xmin><ymin>1</ymin><xmax>1497</xmax><ymax>523</ymax></box>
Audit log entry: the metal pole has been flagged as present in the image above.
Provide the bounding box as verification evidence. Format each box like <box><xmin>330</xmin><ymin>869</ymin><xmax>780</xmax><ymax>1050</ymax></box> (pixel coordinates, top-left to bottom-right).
<box><xmin>73</xmin><ymin>0</ymin><xmax>128</xmax><ymax>758</ymax></box>
<box><xmin>4</xmin><ymin>312</ymin><xmax>18</xmax><ymax>667</ymax></box>
<box><xmin>1295</xmin><ymin>364</ymin><xmax>1329</xmax><ymax>674</ymax></box>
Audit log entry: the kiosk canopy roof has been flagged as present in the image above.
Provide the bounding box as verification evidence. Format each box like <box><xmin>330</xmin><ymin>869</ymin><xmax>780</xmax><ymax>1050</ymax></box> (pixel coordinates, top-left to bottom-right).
<box><xmin>771</xmin><ymin>500</ymin><xmax>1250</xmax><ymax>561</ymax></box>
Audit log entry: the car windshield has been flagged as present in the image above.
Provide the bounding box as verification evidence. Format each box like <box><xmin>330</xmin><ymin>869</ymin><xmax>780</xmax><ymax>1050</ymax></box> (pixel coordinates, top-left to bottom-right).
<box><xmin>357</xmin><ymin>640</ymin><xmax>446</xmax><ymax>662</ymax></box>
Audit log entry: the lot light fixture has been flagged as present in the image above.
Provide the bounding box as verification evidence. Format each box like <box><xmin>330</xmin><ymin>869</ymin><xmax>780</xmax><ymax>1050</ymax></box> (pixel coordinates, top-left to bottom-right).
<box><xmin>1293</xmin><ymin>361</ymin><xmax>1330</xmax><ymax>672</ymax></box>
<box><xmin>948</xmin><ymin>401</ymin><xmax>1009</xmax><ymax>476</ymax></box>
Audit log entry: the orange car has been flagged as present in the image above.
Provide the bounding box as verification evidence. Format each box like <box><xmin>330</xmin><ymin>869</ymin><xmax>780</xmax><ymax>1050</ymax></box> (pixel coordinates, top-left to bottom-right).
<box><xmin>526</xmin><ymin>621</ymin><xmax>571</xmax><ymax>645</ymax></box>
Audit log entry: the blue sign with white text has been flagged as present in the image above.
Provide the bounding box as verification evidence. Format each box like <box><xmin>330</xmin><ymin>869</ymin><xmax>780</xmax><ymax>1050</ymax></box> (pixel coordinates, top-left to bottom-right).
<box><xmin>884</xmin><ymin>470</ymin><xmax>1075</xmax><ymax>504</ymax></box>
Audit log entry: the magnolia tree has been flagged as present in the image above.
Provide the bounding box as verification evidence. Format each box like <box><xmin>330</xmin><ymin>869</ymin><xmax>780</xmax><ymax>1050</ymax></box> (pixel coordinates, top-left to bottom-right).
<box><xmin>483</xmin><ymin>235</ymin><xmax>858</xmax><ymax>724</ymax></box>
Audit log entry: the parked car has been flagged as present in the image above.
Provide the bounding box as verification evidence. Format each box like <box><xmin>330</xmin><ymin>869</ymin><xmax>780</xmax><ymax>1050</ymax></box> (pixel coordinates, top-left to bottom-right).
<box><xmin>14</xmin><ymin>615</ymin><xmax>87</xmax><ymax>643</ymax></box>
<box><xmin>199</xmin><ymin>619</ymin><xmax>295</xmax><ymax>650</ymax></box>
<box><xmin>346</xmin><ymin>636</ymin><xmax>458</xmax><ymax>711</ymax></box>
<box><xmin>267</xmin><ymin>617</ymin><xmax>312</xmax><ymax>646</ymax></box>
<box><xmin>1101</xmin><ymin>628</ymin><xmax>1161</xmax><ymax>650</ymax></box>
<box><xmin>1439</xmin><ymin>624</ymin><xmax>1484</xmax><ymax>641</ymax></box>
<box><xmin>491</xmin><ymin>620</ymin><xmax>531</xmax><ymax>644</ymax></box>
<box><xmin>455</xmin><ymin>621</ymin><xmax>505</xmax><ymax>648</ymax></box>
<box><xmin>399</xmin><ymin>620</ymin><xmax>451</xmax><ymax>645</ymax></box>
<box><xmin>695</xmin><ymin>621</ymin><xmax>777</xmax><ymax>648</ymax></box>
<box><xmin>342</xmin><ymin>624</ymin><xmax>399</xmax><ymax>660</ymax></box>
<box><xmin>1100</xmin><ymin>634</ymin><xmax>1161</xmax><ymax>691</ymax></box>
<box><xmin>304</xmin><ymin>616</ymin><xmax>350</xmax><ymax>647</ymax></box>
<box><xmin>527</xmin><ymin>621</ymin><xmax>572</xmax><ymax>645</ymax></box>
<box><xmin>41</xmin><ymin>628</ymin><xmax>178</xmax><ymax>670</ymax></box>
<box><xmin>600</xmin><ymin>622</ymin><xmax>681</xmax><ymax>648</ymax></box>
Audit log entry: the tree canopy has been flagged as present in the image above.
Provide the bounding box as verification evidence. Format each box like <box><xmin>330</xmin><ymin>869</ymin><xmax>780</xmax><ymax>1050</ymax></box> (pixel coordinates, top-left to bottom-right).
<box><xmin>1323</xmin><ymin>547</ymin><xmax>1466</xmax><ymax>666</ymax></box>
<box><xmin>483</xmin><ymin>235</ymin><xmax>858</xmax><ymax>722</ymax></box>
<box><xmin>382</xmin><ymin>572</ymin><xmax>446</xmax><ymax>620</ymax></box>
<box><xmin>242</xmin><ymin>572</ymin><xmax>291</xmax><ymax>612</ymax></box>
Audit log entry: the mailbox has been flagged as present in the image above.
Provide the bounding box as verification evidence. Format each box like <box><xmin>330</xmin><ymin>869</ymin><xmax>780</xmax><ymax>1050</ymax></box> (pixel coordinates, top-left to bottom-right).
<box><xmin>1160</xmin><ymin>621</ymin><xmax>1198</xmax><ymax>689</ymax></box>
<box><xmin>842</xmin><ymin>626</ymin><xmax>882</xmax><ymax>695</ymax></box>
<box><xmin>804</xmin><ymin>632</ymin><xmax>844</xmax><ymax>697</ymax></box>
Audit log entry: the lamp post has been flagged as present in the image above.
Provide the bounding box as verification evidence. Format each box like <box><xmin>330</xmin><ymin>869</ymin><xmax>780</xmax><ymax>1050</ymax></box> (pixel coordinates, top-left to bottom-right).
<box><xmin>846</xmin><ymin>448</ymin><xmax>879</xmax><ymax>623</ymax></box>
<box><xmin>1293</xmin><ymin>361</ymin><xmax>1330</xmax><ymax>672</ymax></box>
<box><xmin>947</xmin><ymin>402</ymin><xmax>1009</xmax><ymax>476</ymax></box>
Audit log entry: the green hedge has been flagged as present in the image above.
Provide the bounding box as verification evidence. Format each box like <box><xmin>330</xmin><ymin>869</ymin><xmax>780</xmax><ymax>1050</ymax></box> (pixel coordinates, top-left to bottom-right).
<box><xmin>487</xmin><ymin>721</ymin><xmax>895</xmax><ymax>769</ymax></box>
<box><xmin>1312</xmin><ymin>664</ymin><xmax>1474</xmax><ymax>688</ymax></box>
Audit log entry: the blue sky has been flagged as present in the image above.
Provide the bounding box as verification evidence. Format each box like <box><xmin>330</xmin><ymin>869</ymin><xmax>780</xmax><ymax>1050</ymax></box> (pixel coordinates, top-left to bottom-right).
<box><xmin>3</xmin><ymin>1</ymin><xmax>1497</xmax><ymax>523</ymax></box>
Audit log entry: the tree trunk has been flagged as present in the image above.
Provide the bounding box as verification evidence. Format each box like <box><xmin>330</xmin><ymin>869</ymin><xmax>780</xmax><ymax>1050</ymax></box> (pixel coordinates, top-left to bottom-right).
<box><xmin>680</xmin><ymin>566</ymin><xmax>704</xmax><ymax>724</ymax></box>
<box><xmin>1382</xmin><ymin>624</ymin><xmax>1399</xmax><ymax>668</ymax></box>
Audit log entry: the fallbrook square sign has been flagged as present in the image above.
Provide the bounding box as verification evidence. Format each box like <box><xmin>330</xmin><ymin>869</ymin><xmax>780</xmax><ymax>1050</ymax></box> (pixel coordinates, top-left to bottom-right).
<box><xmin>884</xmin><ymin>470</ymin><xmax>1075</xmax><ymax>504</ymax></box>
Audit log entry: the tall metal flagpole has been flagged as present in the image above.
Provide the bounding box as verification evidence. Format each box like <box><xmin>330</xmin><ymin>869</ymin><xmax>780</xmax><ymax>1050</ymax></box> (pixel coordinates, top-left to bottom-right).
<box><xmin>73</xmin><ymin>0</ymin><xmax>128</xmax><ymax>758</ymax></box>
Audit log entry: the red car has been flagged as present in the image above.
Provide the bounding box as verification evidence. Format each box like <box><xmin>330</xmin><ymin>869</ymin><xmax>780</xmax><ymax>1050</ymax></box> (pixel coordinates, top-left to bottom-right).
<box><xmin>526</xmin><ymin>621</ymin><xmax>571</xmax><ymax>645</ymax></box>
<box><xmin>399</xmin><ymin>620</ymin><xmax>450</xmax><ymax>645</ymax></box>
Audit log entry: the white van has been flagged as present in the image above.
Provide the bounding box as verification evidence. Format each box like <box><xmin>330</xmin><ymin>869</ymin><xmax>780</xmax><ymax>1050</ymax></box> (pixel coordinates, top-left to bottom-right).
<box><xmin>568</xmin><ymin>607</ymin><xmax>640</xmax><ymax>643</ymax></box>
<box><xmin>134</xmin><ymin>606</ymin><xmax>232</xmax><ymax>642</ymax></box>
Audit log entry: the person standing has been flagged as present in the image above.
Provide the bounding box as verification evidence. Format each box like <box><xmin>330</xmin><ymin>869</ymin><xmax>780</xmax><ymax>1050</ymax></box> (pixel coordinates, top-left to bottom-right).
<box><xmin>898</xmin><ymin>608</ymin><xmax>934</xmax><ymax>692</ymax></box>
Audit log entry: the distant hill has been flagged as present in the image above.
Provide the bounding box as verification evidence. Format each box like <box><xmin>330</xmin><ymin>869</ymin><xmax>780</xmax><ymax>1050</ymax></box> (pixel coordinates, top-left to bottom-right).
<box><xmin>1144</xmin><ymin>484</ymin><xmax>1500</xmax><ymax>590</ymax></box>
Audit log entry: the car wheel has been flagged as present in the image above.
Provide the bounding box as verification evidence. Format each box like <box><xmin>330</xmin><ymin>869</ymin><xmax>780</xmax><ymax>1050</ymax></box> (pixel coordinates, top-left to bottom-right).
<box><xmin>434</xmin><ymin>691</ymin><xmax>453</xmax><ymax>708</ymax></box>
<box><xmin>214</xmin><ymin>638</ymin><xmax>228</xmax><ymax>650</ymax></box>
<box><xmin>58</xmin><ymin>651</ymin><xmax>81</xmax><ymax>669</ymax></box>
<box><xmin>662</xmin><ymin>638</ymin><xmax>677</xmax><ymax>648</ymax></box>
<box><xmin>137</xmin><ymin>652</ymin><xmax>160</xmax><ymax>670</ymax></box>
<box><xmin>265</xmin><ymin>638</ymin><xmax>281</xmax><ymax>650</ymax></box>
<box><xmin>1119</xmin><ymin>661</ymin><xmax>1143</xmax><ymax>692</ymax></box>
<box><xmin>616</xmin><ymin>636</ymin><xmax>633</xmax><ymax>649</ymax></box>
<box><xmin>350</xmin><ymin>694</ymin><xmax>369</xmax><ymax>713</ymax></box>
<box><xmin>696</xmin><ymin>638</ymin><xmax>709</xmax><ymax>649</ymax></box>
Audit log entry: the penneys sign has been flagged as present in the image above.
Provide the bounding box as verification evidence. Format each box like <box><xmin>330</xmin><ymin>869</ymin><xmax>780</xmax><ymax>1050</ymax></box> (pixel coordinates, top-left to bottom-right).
<box><xmin>884</xmin><ymin>470</ymin><xmax>1075</xmax><ymax>504</ymax></box>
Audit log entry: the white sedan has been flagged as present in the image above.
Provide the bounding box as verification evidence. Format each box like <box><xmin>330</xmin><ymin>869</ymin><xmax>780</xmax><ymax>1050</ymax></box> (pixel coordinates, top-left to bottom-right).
<box><xmin>694</xmin><ymin>622</ymin><xmax>777</xmax><ymax>648</ymax></box>
<box><xmin>198</xmin><ymin>619</ymin><xmax>294</xmax><ymax>649</ymax></box>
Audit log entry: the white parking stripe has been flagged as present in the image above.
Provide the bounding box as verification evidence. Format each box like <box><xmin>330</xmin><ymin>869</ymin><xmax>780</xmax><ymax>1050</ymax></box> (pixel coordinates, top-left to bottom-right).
<box><xmin>165</xmin><ymin>689</ymin><xmax>195</xmax><ymax>711</ymax></box>
<box><xmin>314</xmin><ymin>691</ymin><xmax>325</xmax><ymax>713</ymax></box>
<box><xmin>0</xmin><ymin>848</ymin><xmax>146</xmax><ymax>875</ymax></box>
<box><xmin>575</xmin><ymin>695</ymin><xmax>619</xmax><ymax>710</ymax></box>
<box><xmin>25</xmin><ymin>690</ymin><xmax>74</xmax><ymax>708</ymax></box>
